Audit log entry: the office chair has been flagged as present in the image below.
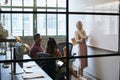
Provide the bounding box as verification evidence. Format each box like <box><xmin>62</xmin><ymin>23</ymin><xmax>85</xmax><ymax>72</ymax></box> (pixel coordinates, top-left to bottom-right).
<box><xmin>57</xmin><ymin>42</ymin><xmax>77</xmax><ymax>80</ymax></box>
<box><xmin>37</xmin><ymin>52</ymin><xmax>66</xmax><ymax>80</ymax></box>
<box><xmin>57</xmin><ymin>42</ymin><xmax>76</xmax><ymax>62</ymax></box>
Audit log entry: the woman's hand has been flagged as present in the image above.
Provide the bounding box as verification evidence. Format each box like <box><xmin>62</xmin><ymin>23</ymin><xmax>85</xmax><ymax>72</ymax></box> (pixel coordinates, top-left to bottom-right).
<box><xmin>63</xmin><ymin>46</ymin><xmax>67</xmax><ymax>57</ymax></box>
<box><xmin>63</xmin><ymin>46</ymin><xmax>66</xmax><ymax>52</ymax></box>
<box><xmin>76</xmin><ymin>39</ymin><xmax>83</xmax><ymax>43</ymax></box>
<box><xmin>82</xmin><ymin>36</ymin><xmax>88</xmax><ymax>41</ymax></box>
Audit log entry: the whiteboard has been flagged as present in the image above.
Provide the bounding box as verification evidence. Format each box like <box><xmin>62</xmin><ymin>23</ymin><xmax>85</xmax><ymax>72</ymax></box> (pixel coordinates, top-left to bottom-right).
<box><xmin>86</xmin><ymin>15</ymin><xmax>119</xmax><ymax>52</ymax></box>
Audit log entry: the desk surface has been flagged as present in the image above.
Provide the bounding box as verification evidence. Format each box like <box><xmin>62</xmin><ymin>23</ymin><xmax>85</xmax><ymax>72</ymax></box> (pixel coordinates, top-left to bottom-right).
<box><xmin>0</xmin><ymin>54</ymin><xmax>53</xmax><ymax>80</ymax></box>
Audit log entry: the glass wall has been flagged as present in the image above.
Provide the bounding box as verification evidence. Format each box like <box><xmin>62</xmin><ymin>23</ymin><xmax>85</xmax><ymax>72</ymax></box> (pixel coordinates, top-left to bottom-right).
<box><xmin>0</xmin><ymin>0</ymin><xmax>119</xmax><ymax>80</ymax></box>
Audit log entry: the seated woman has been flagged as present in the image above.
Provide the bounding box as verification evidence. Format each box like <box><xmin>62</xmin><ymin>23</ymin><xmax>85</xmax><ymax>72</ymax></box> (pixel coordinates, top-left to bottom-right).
<box><xmin>46</xmin><ymin>37</ymin><xmax>79</xmax><ymax>80</ymax></box>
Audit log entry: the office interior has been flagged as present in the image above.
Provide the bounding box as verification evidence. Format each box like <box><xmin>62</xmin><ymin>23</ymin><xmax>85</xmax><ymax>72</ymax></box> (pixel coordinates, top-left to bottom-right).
<box><xmin>0</xmin><ymin>0</ymin><xmax>120</xmax><ymax>80</ymax></box>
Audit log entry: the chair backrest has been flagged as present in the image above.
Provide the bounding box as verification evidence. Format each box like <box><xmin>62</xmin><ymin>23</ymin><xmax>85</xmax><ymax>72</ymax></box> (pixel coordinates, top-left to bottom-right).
<box><xmin>37</xmin><ymin>52</ymin><xmax>55</xmax><ymax>67</ymax></box>
<box><xmin>57</xmin><ymin>42</ymin><xmax>73</xmax><ymax>56</ymax></box>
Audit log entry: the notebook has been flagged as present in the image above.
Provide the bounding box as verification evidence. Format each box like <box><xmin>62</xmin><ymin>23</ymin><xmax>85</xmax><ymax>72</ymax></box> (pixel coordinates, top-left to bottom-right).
<box><xmin>23</xmin><ymin>68</ymin><xmax>34</xmax><ymax>73</ymax></box>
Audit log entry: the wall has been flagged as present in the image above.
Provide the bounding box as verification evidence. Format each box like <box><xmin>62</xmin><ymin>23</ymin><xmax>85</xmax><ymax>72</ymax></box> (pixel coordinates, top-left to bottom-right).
<box><xmin>86</xmin><ymin>47</ymin><xmax>119</xmax><ymax>80</ymax></box>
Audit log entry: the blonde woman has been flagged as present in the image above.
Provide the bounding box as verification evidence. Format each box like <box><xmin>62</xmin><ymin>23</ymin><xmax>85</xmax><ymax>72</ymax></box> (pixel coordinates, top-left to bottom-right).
<box><xmin>75</xmin><ymin>21</ymin><xmax>88</xmax><ymax>79</ymax></box>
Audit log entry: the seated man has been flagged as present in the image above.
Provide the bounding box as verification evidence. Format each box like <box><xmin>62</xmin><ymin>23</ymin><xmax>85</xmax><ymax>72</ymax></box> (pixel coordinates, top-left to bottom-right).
<box><xmin>30</xmin><ymin>33</ymin><xmax>45</xmax><ymax>66</ymax></box>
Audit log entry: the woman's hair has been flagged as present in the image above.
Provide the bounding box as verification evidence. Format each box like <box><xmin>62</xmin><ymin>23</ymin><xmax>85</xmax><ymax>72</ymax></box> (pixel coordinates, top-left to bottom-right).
<box><xmin>46</xmin><ymin>37</ymin><xmax>57</xmax><ymax>56</ymax></box>
<box><xmin>76</xmin><ymin>20</ymin><xmax>85</xmax><ymax>33</ymax></box>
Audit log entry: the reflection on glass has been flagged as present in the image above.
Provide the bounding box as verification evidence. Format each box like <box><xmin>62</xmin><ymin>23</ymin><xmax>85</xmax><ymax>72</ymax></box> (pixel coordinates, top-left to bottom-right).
<box><xmin>58</xmin><ymin>14</ymin><xmax>66</xmax><ymax>35</ymax></box>
<box><xmin>58</xmin><ymin>0</ymin><xmax>66</xmax><ymax>7</ymax></box>
<box><xmin>47</xmin><ymin>14</ymin><xmax>56</xmax><ymax>35</ymax></box>
<box><xmin>37</xmin><ymin>14</ymin><xmax>46</xmax><ymax>35</ymax></box>
<box><xmin>57</xmin><ymin>9</ymin><xmax>66</xmax><ymax>12</ymax></box>
<box><xmin>85</xmin><ymin>15</ymin><xmax>118</xmax><ymax>35</ymax></box>
<box><xmin>47</xmin><ymin>9</ymin><xmax>56</xmax><ymax>12</ymax></box>
<box><xmin>23</xmin><ymin>9</ymin><xmax>33</xmax><ymax>36</ymax></box>
<box><xmin>1</xmin><ymin>0</ymin><xmax>11</xmax><ymax>6</ymax></box>
<box><xmin>12</xmin><ymin>0</ymin><xmax>22</xmax><ymax>6</ymax></box>
<box><xmin>37</xmin><ymin>0</ymin><xmax>46</xmax><ymax>7</ymax></box>
<box><xmin>12</xmin><ymin>9</ymin><xmax>22</xmax><ymax>36</ymax></box>
<box><xmin>69</xmin><ymin>14</ymin><xmax>118</xmax><ymax>51</ymax></box>
<box><xmin>1</xmin><ymin>8</ymin><xmax>11</xmax><ymax>33</ymax></box>
<box><xmin>47</xmin><ymin>0</ymin><xmax>56</xmax><ymax>7</ymax></box>
<box><xmin>37</xmin><ymin>9</ymin><xmax>46</xmax><ymax>11</ymax></box>
<box><xmin>24</xmin><ymin>0</ymin><xmax>33</xmax><ymax>6</ymax></box>
<box><xmin>69</xmin><ymin>0</ymin><xmax>119</xmax><ymax>13</ymax></box>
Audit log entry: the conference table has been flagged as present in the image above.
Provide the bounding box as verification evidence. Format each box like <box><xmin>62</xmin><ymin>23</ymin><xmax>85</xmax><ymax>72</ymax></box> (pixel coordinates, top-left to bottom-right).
<box><xmin>0</xmin><ymin>54</ymin><xmax>53</xmax><ymax>80</ymax></box>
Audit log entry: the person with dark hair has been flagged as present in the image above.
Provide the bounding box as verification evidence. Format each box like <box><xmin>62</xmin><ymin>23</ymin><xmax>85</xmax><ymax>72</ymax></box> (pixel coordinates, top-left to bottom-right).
<box><xmin>46</xmin><ymin>37</ymin><xmax>79</xmax><ymax>80</ymax></box>
<box><xmin>46</xmin><ymin>38</ymin><xmax>61</xmax><ymax>57</ymax></box>
<box><xmin>30</xmin><ymin>33</ymin><xmax>45</xmax><ymax>59</ymax></box>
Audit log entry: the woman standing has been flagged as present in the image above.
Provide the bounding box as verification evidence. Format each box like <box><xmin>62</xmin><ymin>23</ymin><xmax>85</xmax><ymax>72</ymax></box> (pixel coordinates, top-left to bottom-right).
<box><xmin>75</xmin><ymin>21</ymin><xmax>88</xmax><ymax>78</ymax></box>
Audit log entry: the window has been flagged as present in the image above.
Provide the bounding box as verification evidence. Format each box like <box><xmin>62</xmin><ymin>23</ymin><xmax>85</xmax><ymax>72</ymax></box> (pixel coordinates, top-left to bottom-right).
<box><xmin>23</xmin><ymin>9</ymin><xmax>33</xmax><ymax>36</ymax></box>
<box><xmin>0</xmin><ymin>0</ymin><xmax>66</xmax><ymax>36</ymax></box>
<box><xmin>12</xmin><ymin>9</ymin><xmax>23</xmax><ymax>36</ymax></box>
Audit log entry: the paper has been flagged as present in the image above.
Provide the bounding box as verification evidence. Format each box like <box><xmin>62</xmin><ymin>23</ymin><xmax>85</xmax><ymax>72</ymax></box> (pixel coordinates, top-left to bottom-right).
<box><xmin>24</xmin><ymin>62</ymin><xmax>36</xmax><ymax>68</ymax></box>
<box><xmin>23</xmin><ymin>68</ymin><xmax>34</xmax><ymax>73</ymax></box>
<box><xmin>56</xmin><ymin>60</ymin><xmax>64</xmax><ymax>67</ymax></box>
<box><xmin>22</xmin><ymin>73</ymin><xmax>44</xmax><ymax>79</ymax></box>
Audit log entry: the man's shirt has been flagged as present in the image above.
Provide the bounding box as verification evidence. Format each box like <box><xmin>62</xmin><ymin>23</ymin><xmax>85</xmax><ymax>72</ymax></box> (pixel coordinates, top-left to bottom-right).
<box><xmin>30</xmin><ymin>42</ymin><xmax>45</xmax><ymax>59</ymax></box>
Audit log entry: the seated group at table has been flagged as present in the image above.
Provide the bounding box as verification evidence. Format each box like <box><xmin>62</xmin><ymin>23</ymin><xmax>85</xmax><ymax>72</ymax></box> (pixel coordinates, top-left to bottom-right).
<box><xmin>30</xmin><ymin>33</ymin><xmax>79</xmax><ymax>80</ymax></box>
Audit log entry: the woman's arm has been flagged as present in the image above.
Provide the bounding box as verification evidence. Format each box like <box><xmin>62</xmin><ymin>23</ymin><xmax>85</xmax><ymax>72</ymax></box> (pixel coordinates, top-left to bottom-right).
<box><xmin>75</xmin><ymin>31</ymin><xmax>83</xmax><ymax>43</ymax></box>
<box><xmin>55</xmin><ymin>48</ymin><xmax>67</xmax><ymax>63</ymax></box>
<box><xmin>63</xmin><ymin>46</ymin><xmax>67</xmax><ymax>57</ymax></box>
<box><xmin>56</xmin><ymin>48</ymin><xmax>62</xmax><ymax>57</ymax></box>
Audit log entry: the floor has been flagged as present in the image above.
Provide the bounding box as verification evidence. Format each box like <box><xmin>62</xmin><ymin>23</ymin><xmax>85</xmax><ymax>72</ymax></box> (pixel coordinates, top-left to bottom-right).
<box><xmin>71</xmin><ymin>59</ymin><xmax>98</xmax><ymax>80</ymax></box>
<box><xmin>71</xmin><ymin>45</ymin><xmax>98</xmax><ymax>80</ymax></box>
<box><xmin>70</xmin><ymin>70</ymin><xmax>97</xmax><ymax>80</ymax></box>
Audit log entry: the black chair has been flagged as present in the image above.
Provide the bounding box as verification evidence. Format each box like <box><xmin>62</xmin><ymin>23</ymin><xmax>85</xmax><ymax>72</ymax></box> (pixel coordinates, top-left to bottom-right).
<box><xmin>57</xmin><ymin>42</ymin><xmax>76</xmax><ymax>62</ymax></box>
<box><xmin>57</xmin><ymin>42</ymin><xmax>77</xmax><ymax>79</ymax></box>
<box><xmin>37</xmin><ymin>52</ymin><xmax>66</xmax><ymax>80</ymax></box>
